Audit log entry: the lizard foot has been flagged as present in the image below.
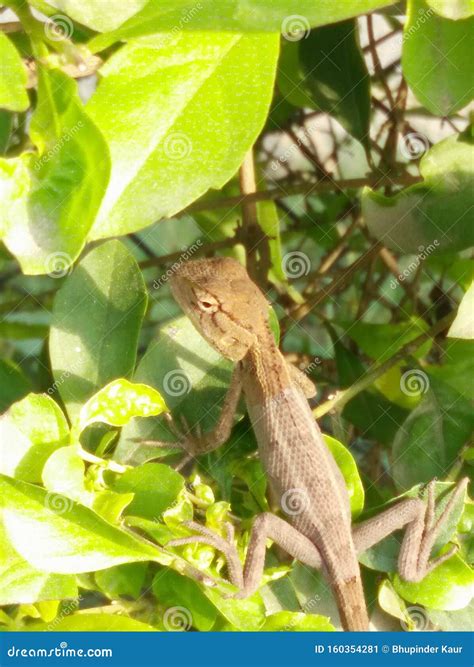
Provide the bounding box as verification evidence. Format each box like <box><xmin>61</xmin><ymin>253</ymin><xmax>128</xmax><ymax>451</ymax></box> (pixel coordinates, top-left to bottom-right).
<box><xmin>408</xmin><ymin>477</ymin><xmax>468</xmax><ymax>581</ymax></box>
<box><xmin>168</xmin><ymin>520</ymin><xmax>244</xmax><ymax>592</ymax></box>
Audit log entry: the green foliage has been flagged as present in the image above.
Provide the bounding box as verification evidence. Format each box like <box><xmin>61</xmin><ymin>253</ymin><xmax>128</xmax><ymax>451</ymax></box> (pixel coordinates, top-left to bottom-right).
<box><xmin>0</xmin><ymin>0</ymin><xmax>472</xmax><ymax>634</ymax></box>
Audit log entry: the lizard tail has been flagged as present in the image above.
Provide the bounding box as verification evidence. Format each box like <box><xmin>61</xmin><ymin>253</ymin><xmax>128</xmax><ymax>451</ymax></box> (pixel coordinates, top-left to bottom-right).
<box><xmin>333</xmin><ymin>576</ymin><xmax>369</xmax><ymax>631</ymax></box>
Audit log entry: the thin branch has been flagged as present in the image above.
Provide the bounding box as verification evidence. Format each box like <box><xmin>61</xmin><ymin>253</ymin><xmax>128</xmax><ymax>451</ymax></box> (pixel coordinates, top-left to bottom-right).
<box><xmin>313</xmin><ymin>311</ymin><xmax>456</xmax><ymax>418</ymax></box>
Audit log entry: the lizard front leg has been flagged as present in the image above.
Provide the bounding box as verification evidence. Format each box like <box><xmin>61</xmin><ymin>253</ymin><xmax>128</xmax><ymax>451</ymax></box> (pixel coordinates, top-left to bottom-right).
<box><xmin>140</xmin><ymin>365</ymin><xmax>243</xmax><ymax>456</ymax></box>
<box><xmin>353</xmin><ymin>478</ymin><xmax>468</xmax><ymax>582</ymax></box>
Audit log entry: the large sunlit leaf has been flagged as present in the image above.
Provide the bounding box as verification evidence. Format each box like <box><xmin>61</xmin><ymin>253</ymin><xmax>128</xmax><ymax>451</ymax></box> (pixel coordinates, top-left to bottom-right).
<box><xmin>86</xmin><ymin>32</ymin><xmax>278</xmax><ymax>239</ymax></box>
<box><xmin>49</xmin><ymin>240</ymin><xmax>147</xmax><ymax>421</ymax></box>
<box><xmin>89</xmin><ymin>1</ymin><xmax>398</xmax><ymax>50</ymax></box>
<box><xmin>363</xmin><ymin>131</ymin><xmax>474</xmax><ymax>254</ymax></box>
<box><xmin>403</xmin><ymin>0</ymin><xmax>474</xmax><ymax>115</ymax></box>
<box><xmin>0</xmin><ymin>32</ymin><xmax>29</xmax><ymax>112</ymax></box>
<box><xmin>0</xmin><ymin>474</ymin><xmax>162</xmax><ymax>574</ymax></box>
<box><xmin>0</xmin><ymin>68</ymin><xmax>110</xmax><ymax>274</ymax></box>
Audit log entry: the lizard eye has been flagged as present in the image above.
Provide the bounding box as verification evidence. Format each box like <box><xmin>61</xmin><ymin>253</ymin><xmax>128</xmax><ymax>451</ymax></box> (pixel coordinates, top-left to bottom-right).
<box><xmin>197</xmin><ymin>298</ymin><xmax>218</xmax><ymax>313</ymax></box>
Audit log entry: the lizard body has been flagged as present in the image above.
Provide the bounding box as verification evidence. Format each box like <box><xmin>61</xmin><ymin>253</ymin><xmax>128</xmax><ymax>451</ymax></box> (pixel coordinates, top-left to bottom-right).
<box><xmin>163</xmin><ymin>256</ymin><xmax>467</xmax><ymax>631</ymax></box>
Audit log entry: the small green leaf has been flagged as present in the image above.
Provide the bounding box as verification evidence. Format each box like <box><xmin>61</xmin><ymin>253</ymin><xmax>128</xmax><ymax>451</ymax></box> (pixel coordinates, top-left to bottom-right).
<box><xmin>113</xmin><ymin>463</ymin><xmax>184</xmax><ymax>521</ymax></box>
<box><xmin>363</xmin><ymin>131</ymin><xmax>474</xmax><ymax>254</ymax></box>
<box><xmin>78</xmin><ymin>379</ymin><xmax>167</xmax><ymax>433</ymax></box>
<box><xmin>50</xmin><ymin>240</ymin><xmax>147</xmax><ymax>421</ymax></box>
<box><xmin>0</xmin><ymin>32</ymin><xmax>29</xmax><ymax>112</ymax></box>
<box><xmin>0</xmin><ymin>393</ymin><xmax>69</xmax><ymax>483</ymax></box>
<box><xmin>42</xmin><ymin>445</ymin><xmax>87</xmax><ymax>503</ymax></box>
<box><xmin>448</xmin><ymin>281</ymin><xmax>474</xmax><ymax>339</ymax></box>
<box><xmin>203</xmin><ymin>588</ymin><xmax>265</xmax><ymax>631</ymax></box>
<box><xmin>153</xmin><ymin>570</ymin><xmax>217</xmax><ymax>631</ymax></box>
<box><xmin>394</xmin><ymin>554</ymin><xmax>474</xmax><ymax>611</ymax></box>
<box><xmin>323</xmin><ymin>435</ymin><xmax>365</xmax><ymax>517</ymax></box>
<box><xmin>403</xmin><ymin>0</ymin><xmax>474</xmax><ymax>115</ymax></box>
<box><xmin>299</xmin><ymin>20</ymin><xmax>370</xmax><ymax>147</ymax></box>
<box><xmin>95</xmin><ymin>563</ymin><xmax>148</xmax><ymax>600</ymax></box>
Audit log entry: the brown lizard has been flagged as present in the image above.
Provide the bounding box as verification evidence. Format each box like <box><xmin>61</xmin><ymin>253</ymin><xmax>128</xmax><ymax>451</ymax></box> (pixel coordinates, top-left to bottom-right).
<box><xmin>160</xmin><ymin>256</ymin><xmax>467</xmax><ymax>631</ymax></box>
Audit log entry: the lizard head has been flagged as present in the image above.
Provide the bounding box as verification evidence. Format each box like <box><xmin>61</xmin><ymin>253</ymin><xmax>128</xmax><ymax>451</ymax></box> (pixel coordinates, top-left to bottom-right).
<box><xmin>170</xmin><ymin>257</ymin><xmax>270</xmax><ymax>361</ymax></box>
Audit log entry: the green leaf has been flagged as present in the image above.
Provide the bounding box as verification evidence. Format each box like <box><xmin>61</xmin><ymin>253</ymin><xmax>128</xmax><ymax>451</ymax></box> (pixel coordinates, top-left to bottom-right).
<box><xmin>153</xmin><ymin>570</ymin><xmax>217</xmax><ymax>631</ymax></box>
<box><xmin>0</xmin><ymin>68</ymin><xmax>110</xmax><ymax>274</ymax></box>
<box><xmin>38</xmin><ymin>0</ymin><xmax>149</xmax><ymax>32</ymax></box>
<box><xmin>299</xmin><ymin>21</ymin><xmax>370</xmax><ymax>147</ymax></box>
<box><xmin>427</xmin><ymin>339</ymin><xmax>474</xmax><ymax>400</ymax></box>
<box><xmin>323</xmin><ymin>435</ymin><xmax>364</xmax><ymax>518</ymax></box>
<box><xmin>403</xmin><ymin>0</ymin><xmax>474</xmax><ymax>115</ymax></box>
<box><xmin>89</xmin><ymin>1</ymin><xmax>398</xmax><ymax>50</ymax></box>
<box><xmin>0</xmin><ymin>521</ymin><xmax>77</xmax><ymax>605</ymax></box>
<box><xmin>0</xmin><ymin>474</ymin><xmax>162</xmax><ymax>573</ymax></box>
<box><xmin>113</xmin><ymin>463</ymin><xmax>184</xmax><ymax>520</ymax></box>
<box><xmin>42</xmin><ymin>445</ymin><xmax>87</xmax><ymax>503</ymax></box>
<box><xmin>394</xmin><ymin>554</ymin><xmax>474</xmax><ymax>610</ymax></box>
<box><xmin>0</xmin><ymin>358</ymin><xmax>30</xmax><ymax>412</ymax></box>
<box><xmin>363</xmin><ymin>131</ymin><xmax>474</xmax><ymax>254</ymax></box>
<box><xmin>391</xmin><ymin>378</ymin><xmax>473</xmax><ymax>490</ymax></box>
<box><xmin>341</xmin><ymin>318</ymin><xmax>431</xmax><ymax>363</ymax></box>
<box><xmin>78</xmin><ymin>379</ymin><xmax>167</xmax><ymax>433</ymax></box>
<box><xmin>49</xmin><ymin>240</ymin><xmax>147</xmax><ymax>421</ymax></box>
<box><xmin>448</xmin><ymin>281</ymin><xmax>474</xmax><ymax>339</ymax></box>
<box><xmin>426</xmin><ymin>0</ymin><xmax>474</xmax><ymax>19</ymax></box>
<box><xmin>114</xmin><ymin>316</ymin><xmax>235</xmax><ymax>465</ymax></box>
<box><xmin>262</xmin><ymin>611</ymin><xmax>334</xmax><ymax>631</ymax></box>
<box><xmin>0</xmin><ymin>32</ymin><xmax>29</xmax><ymax>112</ymax></box>
<box><xmin>428</xmin><ymin>601</ymin><xmax>474</xmax><ymax>630</ymax></box>
<box><xmin>0</xmin><ymin>110</ymin><xmax>13</xmax><ymax>154</ymax></box>
<box><xmin>86</xmin><ymin>33</ymin><xmax>279</xmax><ymax>239</ymax></box>
<box><xmin>95</xmin><ymin>562</ymin><xmax>148</xmax><ymax>600</ymax></box>
<box><xmin>203</xmin><ymin>588</ymin><xmax>265</xmax><ymax>631</ymax></box>
<box><xmin>26</xmin><ymin>613</ymin><xmax>158</xmax><ymax>631</ymax></box>
<box><xmin>0</xmin><ymin>393</ymin><xmax>69</xmax><ymax>483</ymax></box>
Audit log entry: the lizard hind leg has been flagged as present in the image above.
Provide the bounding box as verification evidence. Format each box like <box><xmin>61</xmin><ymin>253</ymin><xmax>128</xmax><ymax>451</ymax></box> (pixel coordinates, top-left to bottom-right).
<box><xmin>400</xmin><ymin>477</ymin><xmax>469</xmax><ymax>582</ymax></box>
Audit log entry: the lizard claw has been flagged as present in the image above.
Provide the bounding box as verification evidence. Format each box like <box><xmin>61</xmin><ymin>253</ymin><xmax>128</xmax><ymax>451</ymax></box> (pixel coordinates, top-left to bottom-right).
<box><xmin>168</xmin><ymin>521</ymin><xmax>244</xmax><ymax>591</ymax></box>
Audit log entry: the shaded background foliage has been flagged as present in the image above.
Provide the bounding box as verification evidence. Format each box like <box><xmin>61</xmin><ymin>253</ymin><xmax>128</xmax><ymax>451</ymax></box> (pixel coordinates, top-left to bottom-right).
<box><xmin>0</xmin><ymin>0</ymin><xmax>473</xmax><ymax>632</ymax></box>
